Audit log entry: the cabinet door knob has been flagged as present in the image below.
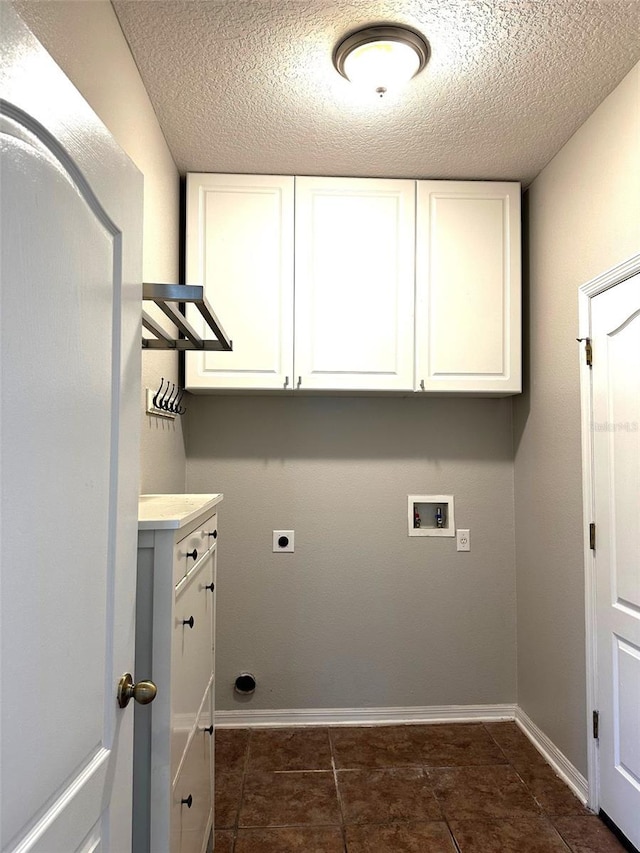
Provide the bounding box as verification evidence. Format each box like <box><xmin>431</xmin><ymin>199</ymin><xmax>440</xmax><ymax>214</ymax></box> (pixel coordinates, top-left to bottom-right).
<box><xmin>284</xmin><ymin>376</ymin><xmax>289</xmax><ymax>388</ymax></box>
<box><xmin>202</xmin><ymin>725</ymin><xmax>213</xmax><ymax>735</ymax></box>
<box><xmin>420</xmin><ymin>379</ymin><xmax>425</xmax><ymax>391</ymax></box>
<box><xmin>181</xmin><ymin>794</ymin><xmax>193</xmax><ymax>808</ymax></box>
<box><xmin>117</xmin><ymin>673</ymin><xmax>157</xmax><ymax>709</ymax></box>
<box><xmin>297</xmin><ymin>376</ymin><xmax>302</xmax><ymax>388</ymax></box>
<box><xmin>186</xmin><ymin>548</ymin><xmax>198</xmax><ymax>561</ymax></box>
<box><xmin>208</xmin><ymin>530</ymin><xmax>217</xmax><ymax>539</ymax></box>
<box><xmin>204</xmin><ymin>583</ymin><xmax>215</xmax><ymax>592</ymax></box>
<box><xmin>183</xmin><ymin>616</ymin><xmax>194</xmax><ymax>629</ymax></box>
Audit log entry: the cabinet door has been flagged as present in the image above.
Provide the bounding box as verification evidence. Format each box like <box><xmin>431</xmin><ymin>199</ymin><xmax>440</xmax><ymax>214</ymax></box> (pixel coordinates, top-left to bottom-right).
<box><xmin>295</xmin><ymin>177</ymin><xmax>415</xmax><ymax>391</ymax></box>
<box><xmin>185</xmin><ymin>174</ymin><xmax>294</xmax><ymax>390</ymax></box>
<box><xmin>415</xmin><ymin>181</ymin><xmax>521</xmax><ymax>394</ymax></box>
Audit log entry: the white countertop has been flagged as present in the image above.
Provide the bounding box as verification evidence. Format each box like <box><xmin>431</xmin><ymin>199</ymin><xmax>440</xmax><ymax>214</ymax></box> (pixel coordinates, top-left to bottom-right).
<box><xmin>138</xmin><ymin>493</ymin><xmax>223</xmax><ymax>530</ymax></box>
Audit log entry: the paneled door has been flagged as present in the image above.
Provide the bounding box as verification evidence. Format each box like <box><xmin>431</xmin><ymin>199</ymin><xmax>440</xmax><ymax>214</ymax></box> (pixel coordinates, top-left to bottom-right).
<box><xmin>185</xmin><ymin>173</ymin><xmax>294</xmax><ymax>390</ymax></box>
<box><xmin>415</xmin><ymin>181</ymin><xmax>521</xmax><ymax>394</ymax></box>
<box><xmin>1</xmin><ymin>7</ymin><xmax>142</xmax><ymax>852</ymax></box>
<box><xmin>295</xmin><ymin>176</ymin><xmax>415</xmax><ymax>391</ymax></box>
<box><xmin>592</xmin><ymin>274</ymin><xmax>640</xmax><ymax>849</ymax></box>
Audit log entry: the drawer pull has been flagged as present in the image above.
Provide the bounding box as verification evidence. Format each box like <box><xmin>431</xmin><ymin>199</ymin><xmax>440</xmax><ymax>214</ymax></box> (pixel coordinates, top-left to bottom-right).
<box><xmin>183</xmin><ymin>616</ymin><xmax>195</xmax><ymax>629</ymax></box>
<box><xmin>202</xmin><ymin>725</ymin><xmax>213</xmax><ymax>735</ymax></box>
<box><xmin>186</xmin><ymin>548</ymin><xmax>198</xmax><ymax>561</ymax></box>
<box><xmin>181</xmin><ymin>795</ymin><xmax>193</xmax><ymax>809</ymax></box>
<box><xmin>204</xmin><ymin>582</ymin><xmax>215</xmax><ymax>592</ymax></box>
<box><xmin>208</xmin><ymin>530</ymin><xmax>218</xmax><ymax>540</ymax></box>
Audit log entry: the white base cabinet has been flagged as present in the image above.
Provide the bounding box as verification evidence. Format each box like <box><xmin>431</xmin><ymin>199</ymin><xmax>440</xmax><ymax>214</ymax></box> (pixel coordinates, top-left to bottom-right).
<box><xmin>134</xmin><ymin>494</ymin><xmax>222</xmax><ymax>853</ymax></box>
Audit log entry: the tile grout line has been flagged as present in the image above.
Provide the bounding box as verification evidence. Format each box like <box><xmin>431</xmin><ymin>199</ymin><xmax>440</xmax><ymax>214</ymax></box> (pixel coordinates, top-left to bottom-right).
<box><xmin>407</xmin><ymin>727</ymin><xmax>462</xmax><ymax>852</ymax></box>
<box><xmin>482</xmin><ymin>722</ymin><xmax>589</xmax><ymax>821</ymax></box>
<box><xmin>421</xmin><ymin>761</ymin><xmax>462</xmax><ymax>853</ymax></box>
<box><xmin>328</xmin><ymin>728</ymin><xmax>349</xmax><ymax>853</ymax></box>
<box><xmin>481</xmin><ymin>722</ymin><xmax>576</xmax><ymax>852</ymax></box>
<box><xmin>230</xmin><ymin>729</ymin><xmax>253</xmax><ymax>852</ymax></box>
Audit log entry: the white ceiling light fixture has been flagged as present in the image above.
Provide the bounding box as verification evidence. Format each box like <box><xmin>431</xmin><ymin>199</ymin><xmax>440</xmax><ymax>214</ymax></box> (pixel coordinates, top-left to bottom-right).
<box><xmin>333</xmin><ymin>25</ymin><xmax>430</xmax><ymax>98</ymax></box>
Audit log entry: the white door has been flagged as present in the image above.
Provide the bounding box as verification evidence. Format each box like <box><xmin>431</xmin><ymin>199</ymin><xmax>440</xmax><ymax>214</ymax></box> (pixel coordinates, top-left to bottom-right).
<box><xmin>185</xmin><ymin>173</ymin><xmax>294</xmax><ymax>391</ymax></box>
<box><xmin>592</xmin><ymin>274</ymin><xmax>640</xmax><ymax>848</ymax></box>
<box><xmin>1</xmin><ymin>8</ymin><xmax>142</xmax><ymax>853</ymax></box>
<box><xmin>415</xmin><ymin>181</ymin><xmax>521</xmax><ymax>394</ymax></box>
<box><xmin>295</xmin><ymin>176</ymin><xmax>415</xmax><ymax>391</ymax></box>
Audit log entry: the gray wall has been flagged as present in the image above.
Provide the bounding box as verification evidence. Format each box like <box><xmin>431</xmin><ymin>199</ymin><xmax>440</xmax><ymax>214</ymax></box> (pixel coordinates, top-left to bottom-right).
<box><xmin>18</xmin><ymin>0</ymin><xmax>640</xmax><ymax>767</ymax></box>
<box><xmin>16</xmin><ymin>0</ymin><xmax>186</xmax><ymax>494</ymax></box>
<box><xmin>515</xmin><ymin>62</ymin><xmax>640</xmax><ymax>775</ymax></box>
<box><xmin>186</xmin><ymin>396</ymin><xmax>517</xmax><ymax>710</ymax></box>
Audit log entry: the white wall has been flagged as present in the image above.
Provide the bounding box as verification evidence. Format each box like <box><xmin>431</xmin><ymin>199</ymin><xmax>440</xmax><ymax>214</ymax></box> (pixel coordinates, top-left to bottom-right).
<box><xmin>15</xmin><ymin>0</ymin><xmax>186</xmax><ymax>493</ymax></box>
<box><xmin>187</xmin><ymin>396</ymin><xmax>517</xmax><ymax>711</ymax></box>
<box><xmin>514</xmin><ymin>62</ymin><xmax>640</xmax><ymax>775</ymax></box>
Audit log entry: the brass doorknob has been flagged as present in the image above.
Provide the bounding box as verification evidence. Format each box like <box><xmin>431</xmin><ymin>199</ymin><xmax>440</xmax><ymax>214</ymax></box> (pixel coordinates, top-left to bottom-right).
<box><xmin>117</xmin><ymin>673</ymin><xmax>157</xmax><ymax>709</ymax></box>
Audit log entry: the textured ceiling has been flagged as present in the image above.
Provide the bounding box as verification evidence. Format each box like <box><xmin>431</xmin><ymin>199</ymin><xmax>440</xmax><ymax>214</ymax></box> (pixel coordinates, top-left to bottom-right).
<box><xmin>111</xmin><ymin>0</ymin><xmax>640</xmax><ymax>184</ymax></box>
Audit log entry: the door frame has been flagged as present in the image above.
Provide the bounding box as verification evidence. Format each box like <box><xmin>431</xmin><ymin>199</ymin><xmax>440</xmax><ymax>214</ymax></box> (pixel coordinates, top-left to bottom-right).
<box><xmin>578</xmin><ymin>251</ymin><xmax>640</xmax><ymax>812</ymax></box>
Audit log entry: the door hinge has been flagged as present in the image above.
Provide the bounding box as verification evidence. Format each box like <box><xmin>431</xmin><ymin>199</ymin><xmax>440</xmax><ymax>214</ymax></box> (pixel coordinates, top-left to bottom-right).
<box><xmin>590</xmin><ymin>522</ymin><xmax>596</xmax><ymax>550</ymax></box>
<box><xmin>593</xmin><ymin>710</ymin><xmax>599</xmax><ymax>739</ymax></box>
<box><xmin>576</xmin><ymin>337</ymin><xmax>592</xmax><ymax>367</ymax></box>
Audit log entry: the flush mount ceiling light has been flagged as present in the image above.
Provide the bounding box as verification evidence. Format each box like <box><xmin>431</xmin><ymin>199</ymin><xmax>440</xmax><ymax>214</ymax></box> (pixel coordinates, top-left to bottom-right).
<box><xmin>333</xmin><ymin>25</ymin><xmax>430</xmax><ymax>98</ymax></box>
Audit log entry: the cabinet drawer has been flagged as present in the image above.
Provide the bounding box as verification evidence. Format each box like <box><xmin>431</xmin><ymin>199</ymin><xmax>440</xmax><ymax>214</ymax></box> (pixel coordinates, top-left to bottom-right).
<box><xmin>170</xmin><ymin>724</ymin><xmax>212</xmax><ymax>853</ymax></box>
<box><xmin>172</xmin><ymin>553</ymin><xmax>214</xmax><ymax>728</ymax></box>
<box><xmin>174</xmin><ymin>512</ymin><xmax>218</xmax><ymax>585</ymax></box>
<box><xmin>171</xmin><ymin>682</ymin><xmax>213</xmax><ymax>785</ymax></box>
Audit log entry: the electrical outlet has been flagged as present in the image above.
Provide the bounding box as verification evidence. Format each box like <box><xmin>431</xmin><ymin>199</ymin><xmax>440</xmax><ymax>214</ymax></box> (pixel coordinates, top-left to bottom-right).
<box><xmin>273</xmin><ymin>530</ymin><xmax>294</xmax><ymax>553</ymax></box>
<box><xmin>456</xmin><ymin>529</ymin><xmax>470</xmax><ymax>552</ymax></box>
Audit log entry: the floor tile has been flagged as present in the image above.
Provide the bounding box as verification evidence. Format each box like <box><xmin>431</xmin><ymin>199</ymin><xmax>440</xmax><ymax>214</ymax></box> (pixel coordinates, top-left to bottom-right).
<box><xmin>247</xmin><ymin>727</ymin><xmax>332</xmax><ymax>771</ymax></box>
<box><xmin>235</xmin><ymin>826</ymin><xmax>345</xmax><ymax>852</ymax></box>
<box><xmin>516</xmin><ymin>763</ymin><xmax>591</xmax><ymax>816</ymax></box>
<box><xmin>216</xmin><ymin>727</ymin><xmax>250</xmax><ymax>773</ymax></box>
<box><xmin>484</xmin><ymin>721</ymin><xmax>549</xmax><ymax>770</ymax></box>
<box><xmin>337</xmin><ymin>768</ymin><xmax>441</xmax><ymax>825</ymax></box>
<box><xmin>215</xmin><ymin>770</ymin><xmax>244</xmax><ymax>828</ymax></box>
<box><xmin>213</xmin><ymin>830</ymin><xmax>235</xmax><ymax>853</ymax></box>
<box><xmin>409</xmin><ymin>723</ymin><xmax>508</xmax><ymax>767</ymax></box>
<box><xmin>449</xmin><ymin>816</ymin><xmax>571</xmax><ymax>851</ymax></box>
<box><xmin>553</xmin><ymin>816</ymin><xmax>629</xmax><ymax>852</ymax></box>
<box><xmin>239</xmin><ymin>771</ymin><xmax>341</xmax><ymax>827</ymax></box>
<box><xmin>429</xmin><ymin>764</ymin><xmax>542</xmax><ymax>820</ymax></box>
<box><xmin>345</xmin><ymin>821</ymin><xmax>457</xmax><ymax>852</ymax></box>
<box><xmin>330</xmin><ymin>725</ymin><xmax>420</xmax><ymax>769</ymax></box>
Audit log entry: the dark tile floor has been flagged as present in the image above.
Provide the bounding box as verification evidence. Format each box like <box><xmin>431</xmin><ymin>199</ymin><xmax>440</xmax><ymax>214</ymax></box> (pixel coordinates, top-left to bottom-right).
<box><xmin>213</xmin><ymin>722</ymin><xmax>626</xmax><ymax>852</ymax></box>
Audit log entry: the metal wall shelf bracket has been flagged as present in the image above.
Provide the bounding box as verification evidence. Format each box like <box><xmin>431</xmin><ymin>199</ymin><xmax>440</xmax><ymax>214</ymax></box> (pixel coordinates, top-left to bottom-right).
<box><xmin>142</xmin><ymin>283</ymin><xmax>232</xmax><ymax>351</ymax></box>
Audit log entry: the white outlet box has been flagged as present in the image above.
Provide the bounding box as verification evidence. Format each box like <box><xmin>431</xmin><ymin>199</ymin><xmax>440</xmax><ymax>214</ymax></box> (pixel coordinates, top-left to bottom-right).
<box><xmin>408</xmin><ymin>495</ymin><xmax>455</xmax><ymax>537</ymax></box>
<box><xmin>456</xmin><ymin>529</ymin><xmax>470</xmax><ymax>551</ymax></box>
<box><xmin>273</xmin><ymin>530</ymin><xmax>294</xmax><ymax>552</ymax></box>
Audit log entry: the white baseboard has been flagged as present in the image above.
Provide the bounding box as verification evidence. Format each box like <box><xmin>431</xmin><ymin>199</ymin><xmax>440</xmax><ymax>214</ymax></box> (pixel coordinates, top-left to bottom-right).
<box><xmin>215</xmin><ymin>703</ymin><xmax>517</xmax><ymax>728</ymax></box>
<box><xmin>515</xmin><ymin>707</ymin><xmax>589</xmax><ymax>804</ymax></box>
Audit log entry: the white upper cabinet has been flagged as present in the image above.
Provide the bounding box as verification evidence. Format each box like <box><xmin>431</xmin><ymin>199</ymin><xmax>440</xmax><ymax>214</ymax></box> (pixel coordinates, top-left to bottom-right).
<box><xmin>294</xmin><ymin>177</ymin><xmax>416</xmax><ymax>391</ymax></box>
<box><xmin>185</xmin><ymin>174</ymin><xmax>521</xmax><ymax>395</ymax></box>
<box><xmin>185</xmin><ymin>174</ymin><xmax>294</xmax><ymax>390</ymax></box>
<box><xmin>415</xmin><ymin>181</ymin><xmax>521</xmax><ymax>394</ymax></box>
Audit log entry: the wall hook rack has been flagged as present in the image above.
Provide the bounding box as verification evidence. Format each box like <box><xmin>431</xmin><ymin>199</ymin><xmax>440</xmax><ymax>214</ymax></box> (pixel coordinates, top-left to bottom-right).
<box><xmin>146</xmin><ymin>378</ymin><xmax>187</xmax><ymax>419</ymax></box>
